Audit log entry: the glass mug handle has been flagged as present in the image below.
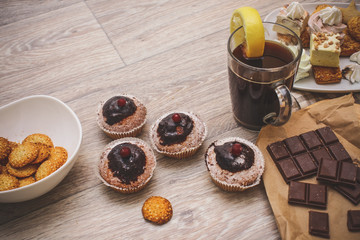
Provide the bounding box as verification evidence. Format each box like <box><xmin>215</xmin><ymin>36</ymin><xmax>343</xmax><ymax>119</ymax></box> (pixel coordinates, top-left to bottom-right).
<box><xmin>263</xmin><ymin>84</ymin><xmax>292</xmax><ymax>126</ymax></box>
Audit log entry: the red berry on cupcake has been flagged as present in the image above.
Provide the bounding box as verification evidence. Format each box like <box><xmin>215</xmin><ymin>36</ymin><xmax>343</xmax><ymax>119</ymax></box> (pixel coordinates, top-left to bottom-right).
<box><xmin>231</xmin><ymin>143</ymin><xmax>242</xmax><ymax>157</ymax></box>
<box><xmin>172</xmin><ymin>113</ymin><xmax>181</xmax><ymax>123</ymax></box>
<box><xmin>117</xmin><ymin>98</ymin><xmax>126</xmax><ymax>107</ymax></box>
<box><xmin>120</xmin><ymin>146</ymin><xmax>131</xmax><ymax>158</ymax></box>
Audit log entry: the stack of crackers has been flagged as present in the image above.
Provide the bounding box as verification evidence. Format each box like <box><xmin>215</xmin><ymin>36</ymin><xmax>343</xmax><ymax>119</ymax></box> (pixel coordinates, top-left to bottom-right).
<box><xmin>0</xmin><ymin>134</ymin><xmax>68</xmax><ymax>191</ymax></box>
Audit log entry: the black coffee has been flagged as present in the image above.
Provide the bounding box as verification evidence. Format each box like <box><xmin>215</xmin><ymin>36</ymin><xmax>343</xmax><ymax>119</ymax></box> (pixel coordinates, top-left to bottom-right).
<box><xmin>228</xmin><ymin>40</ymin><xmax>295</xmax><ymax>130</ymax></box>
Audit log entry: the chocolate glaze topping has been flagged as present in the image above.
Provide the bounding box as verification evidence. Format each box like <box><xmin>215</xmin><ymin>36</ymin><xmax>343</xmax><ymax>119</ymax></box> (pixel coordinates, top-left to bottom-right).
<box><xmin>157</xmin><ymin>113</ymin><xmax>194</xmax><ymax>145</ymax></box>
<box><xmin>102</xmin><ymin>96</ymin><xmax>137</xmax><ymax>125</ymax></box>
<box><xmin>107</xmin><ymin>143</ymin><xmax>146</xmax><ymax>184</ymax></box>
<box><xmin>214</xmin><ymin>141</ymin><xmax>254</xmax><ymax>172</ymax></box>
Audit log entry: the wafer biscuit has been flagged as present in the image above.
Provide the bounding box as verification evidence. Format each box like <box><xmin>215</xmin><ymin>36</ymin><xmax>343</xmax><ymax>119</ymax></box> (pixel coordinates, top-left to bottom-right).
<box><xmin>312</xmin><ymin>66</ymin><xmax>342</xmax><ymax>84</ymax></box>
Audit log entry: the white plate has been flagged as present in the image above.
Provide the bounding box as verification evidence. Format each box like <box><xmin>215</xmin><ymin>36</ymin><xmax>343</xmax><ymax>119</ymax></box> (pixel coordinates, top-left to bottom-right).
<box><xmin>0</xmin><ymin>95</ymin><xmax>82</xmax><ymax>203</ymax></box>
<box><xmin>264</xmin><ymin>2</ymin><xmax>360</xmax><ymax>93</ymax></box>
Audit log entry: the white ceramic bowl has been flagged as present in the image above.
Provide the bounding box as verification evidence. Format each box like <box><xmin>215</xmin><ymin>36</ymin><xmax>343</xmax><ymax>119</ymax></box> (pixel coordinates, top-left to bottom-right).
<box><xmin>0</xmin><ymin>95</ymin><xmax>82</xmax><ymax>203</ymax></box>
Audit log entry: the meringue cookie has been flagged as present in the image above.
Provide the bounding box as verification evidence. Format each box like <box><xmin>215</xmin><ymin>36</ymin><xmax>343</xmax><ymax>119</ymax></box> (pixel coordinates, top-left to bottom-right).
<box><xmin>286</xmin><ymin>2</ymin><xmax>306</xmax><ymax>20</ymax></box>
<box><xmin>350</xmin><ymin>51</ymin><xmax>360</xmax><ymax>64</ymax></box>
<box><xmin>319</xmin><ymin>6</ymin><xmax>342</xmax><ymax>25</ymax></box>
<box><xmin>289</xmin><ymin>46</ymin><xmax>311</xmax><ymax>81</ymax></box>
<box><xmin>342</xmin><ymin>64</ymin><xmax>360</xmax><ymax>84</ymax></box>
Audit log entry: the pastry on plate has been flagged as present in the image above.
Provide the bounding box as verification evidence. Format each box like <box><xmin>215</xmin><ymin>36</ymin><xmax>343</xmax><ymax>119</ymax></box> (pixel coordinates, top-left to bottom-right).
<box><xmin>274</xmin><ymin>2</ymin><xmax>309</xmax><ymax>37</ymax></box>
<box><xmin>310</xmin><ymin>32</ymin><xmax>341</xmax><ymax>67</ymax></box>
<box><xmin>312</xmin><ymin>66</ymin><xmax>342</xmax><ymax>84</ymax></box>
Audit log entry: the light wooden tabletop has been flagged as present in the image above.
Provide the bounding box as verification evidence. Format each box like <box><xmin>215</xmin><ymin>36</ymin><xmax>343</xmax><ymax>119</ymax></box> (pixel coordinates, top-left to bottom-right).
<box><xmin>0</xmin><ymin>0</ymin><xmax>358</xmax><ymax>239</ymax></box>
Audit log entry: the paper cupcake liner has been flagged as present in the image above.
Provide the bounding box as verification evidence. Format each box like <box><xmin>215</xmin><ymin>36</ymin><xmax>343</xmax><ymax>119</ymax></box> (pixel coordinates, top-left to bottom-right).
<box><xmin>96</xmin><ymin>137</ymin><xmax>156</xmax><ymax>193</ymax></box>
<box><xmin>205</xmin><ymin>137</ymin><xmax>265</xmax><ymax>192</ymax></box>
<box><xmin>149</xmin><ymin>111</ymin><xmax>207</xmax><ymax>159</ymax></box>
<box><xmin>210</xmin><ymin>174</ymin><xmax>262</xmax><ymax>192</ymax></box>
<box><xmin>101</xmin><ymin>123</ymin><xmax>145</xmax><ymax>139</ymax></box>
<box><xmin>96</xmin><ymin>94</ymin><xmax>147</xmax><ymax>139</ymax></box>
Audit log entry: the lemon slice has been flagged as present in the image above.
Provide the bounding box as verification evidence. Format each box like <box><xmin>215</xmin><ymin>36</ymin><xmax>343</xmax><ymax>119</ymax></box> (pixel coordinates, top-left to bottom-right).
<box><xmin>230</xmin><ymin>7</ymin><xmax>265</xmax><ymax>58</ymax></box>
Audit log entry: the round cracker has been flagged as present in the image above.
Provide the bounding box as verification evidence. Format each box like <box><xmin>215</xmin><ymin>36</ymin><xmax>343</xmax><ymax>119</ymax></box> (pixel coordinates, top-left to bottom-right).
<box><xmin>0</xmin><ymin>174</ymin><xmax>19</xmax><ymax>191</ymax></box>
<box><xmin>19</xmin><ymin>176</ymin><xmax>36</xmax><ymax>188</ymax></box>
<box><xmin>31</xmin><ymin>143</ymin><xmax>51</xmax><ymax>164</ymax></box>
<box><xmin>35</xmin><ymin>146</ymin><xmax>68</xmax><ymax>181</ymax></box>
<box><xmin>0</xmin><ymin>137</ymin><xmax>11</xmax><ymax>164</ymax></box>
<box><xmin>8</xmin><ymin>142</ymin><xmax>39</xmax><ymax>168</ymax></box>
<box><xmin>6</xmin><ymin>163</ymin><xmax>38</xmax><ymax>178</ymax></box>
<box><xmin>142</xmin><ymin>196</ymin><xmax>173</xmax><ymax>225</ymax></box>
<box><xmin>23</xmin><ymin>133</ymin><xmax>54</xmax><ymax>148</ymax></box>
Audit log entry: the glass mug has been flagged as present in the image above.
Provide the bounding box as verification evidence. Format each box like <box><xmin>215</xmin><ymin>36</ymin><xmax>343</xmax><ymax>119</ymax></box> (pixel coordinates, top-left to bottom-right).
<box><xmin>227</xmin><ymin>22</ymin><xmax>302</xmax><ymax>131</ymax></box>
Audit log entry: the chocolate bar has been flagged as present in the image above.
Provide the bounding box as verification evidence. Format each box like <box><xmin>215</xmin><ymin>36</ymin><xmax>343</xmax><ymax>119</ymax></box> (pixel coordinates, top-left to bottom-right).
<box><xmin>316</xmin><ymin>127</ymin><xmax>338</xmax><ymax>145</ymax></box>
<box><xmin>284</xmin><ymin>136</ymin><xmax>306</xmax><ymax>155</ymax></box>
<box><xmin>317</xmin><ymin>158</ymin><xmax>357</xmax><ymax>187</ymax></box>
<box><xmin>347</xmin><ymin>210</ymin><xmax>360</xmax><ymax>232</ymax></box>
<box><xmin>309</xmin><ymin>211</ymin><xmax>330</xmax><ymax>238</ymax></box>
<box><xmin>267</xmin><ymin>141</ymin><xmax>289</xmax><ymax>160</ymax></box>
<box><xmin>300</xmin><ymin>131</ymin><xmax>323</xmax><ymax>150</ymax></box>
<box><xmin>288</xmin><ymin>181</ymin><xmax>327</xmax><ymax>209</ymax></box>
<box><xmin>333</xmin><ymin>167</ymin><xmax>360</xmax><ymax>205</ymax></box>
<box><xmin>334</xmin><ymin>183</ymin><xmax>360</xmax><ymax>205</ymax></box>
<box><xmin>276</xmin><ymin>154</ymin><xmax>317</xmax><ymax>183</ymax></box>
<box><xmin>266</xmin><ymin>127</ymin><xmax>352</xmax><ymax>184</ymax></box>
<box><xmin>327</xmin><ymin>142</ymin><xmax>352</xmax><ymax>162</ymax></box>
<box><xmin>311</xmin><ymin>148</ymin><xmax>334</xmax><ymax>165</ymax></box>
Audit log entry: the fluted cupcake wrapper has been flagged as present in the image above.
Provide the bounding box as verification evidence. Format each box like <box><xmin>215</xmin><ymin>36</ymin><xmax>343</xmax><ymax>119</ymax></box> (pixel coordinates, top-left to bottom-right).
<box><xmin>210</xmin><ymin>173</ymin><xmax>262</xmax><ymax>192</ymax></box>
<box><xmin>149</xmin><ymin>111</ymin><xmax>207</xmax><ymax>159</ymax></box>
<box><xmin>100</xmin><ymin>122</ymin><xmax>145</xmax><ymax>140</ymax></box>
<box><xmin>96</xmin><ymin>137</ymin><xmax>156</xmax><ymax>193</ymax></box>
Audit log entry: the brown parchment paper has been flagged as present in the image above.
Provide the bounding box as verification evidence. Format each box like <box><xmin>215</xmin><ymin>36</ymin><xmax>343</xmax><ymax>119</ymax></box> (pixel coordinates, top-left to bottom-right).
<box><xmin>256</xmin><ymin>94</ymin><xmax>360</xmax><ymax>240</ymax></box>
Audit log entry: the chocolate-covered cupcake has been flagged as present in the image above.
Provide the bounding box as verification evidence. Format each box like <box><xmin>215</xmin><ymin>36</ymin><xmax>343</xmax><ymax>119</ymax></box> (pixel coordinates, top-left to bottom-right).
<box><xmin>205</xmin><ymin>137</ymin><xmax>265</xmax><ymax>191</ymax></box>
<box><xmin>150</xmin><ymin>111</ymin><xmax>207</xmax><ymax>159</ymax></box>
<box><xmin>98</xmin><ymin>138</ymin><xmax>156</xmax><ymax>193</ymax></box>
<box><xmin>97</xmin><ymin>94</ymin><xmax>147</xmax><ymax>139</ymax></box>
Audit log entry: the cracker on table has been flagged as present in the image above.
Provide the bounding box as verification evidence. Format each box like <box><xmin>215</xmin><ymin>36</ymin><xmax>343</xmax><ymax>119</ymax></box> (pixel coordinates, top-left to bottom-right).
<box><xmin>142</xmin><ymin>196</ymin><xmax>173</xmax><ymax>225</ymax></box>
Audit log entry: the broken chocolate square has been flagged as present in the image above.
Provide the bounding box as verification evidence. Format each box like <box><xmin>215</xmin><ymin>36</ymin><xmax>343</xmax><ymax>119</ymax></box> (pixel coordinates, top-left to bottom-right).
<box><xmin>317</xmin><ymin>158</ymin><xmax>357</xmax><ymax>187</ymax></box>
<box><xmin>309</xmin><ymin>211</ymin><xmax>330</xmax><ymax>238</ymax></box>
<box><xmin>347</xmin><ymin>210</ymin><xmax>360</xmax><ymax>232</ymax></box>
